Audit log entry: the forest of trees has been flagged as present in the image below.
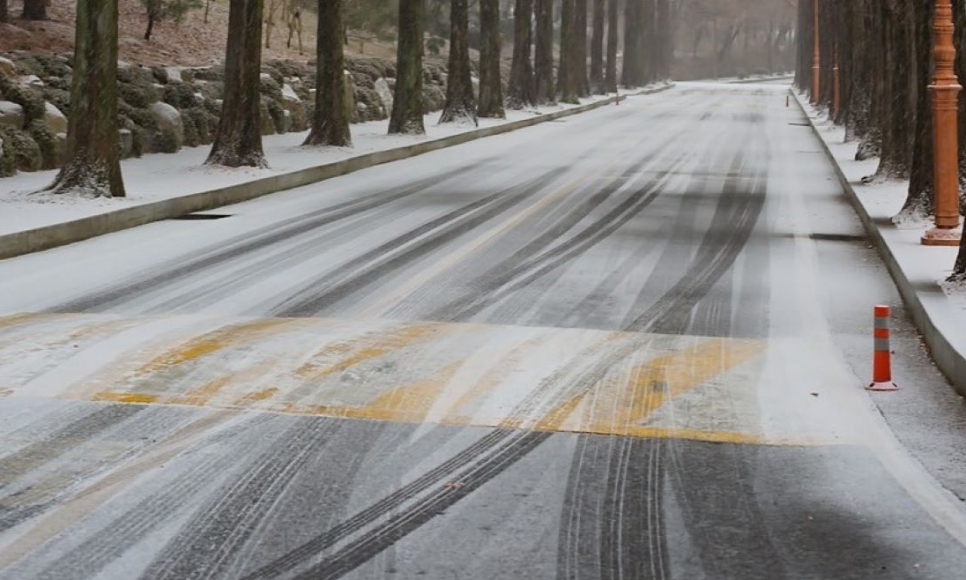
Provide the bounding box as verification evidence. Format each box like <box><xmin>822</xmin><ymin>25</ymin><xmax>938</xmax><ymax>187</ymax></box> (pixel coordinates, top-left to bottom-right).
<box><xmin>796</xmin><ymin>0</ymin><xmax>966</xmax><ymax>280</ymax></box>
<box><xmin>10</xmin><ymin>0</ymin><xmax>675</xmax><ymax>198</ymax></box>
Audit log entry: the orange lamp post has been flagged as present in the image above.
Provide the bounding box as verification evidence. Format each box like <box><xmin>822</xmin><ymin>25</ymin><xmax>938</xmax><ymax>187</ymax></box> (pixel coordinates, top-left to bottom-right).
<box><xmin>811</xmin><ymin>0</ymin><xmax>821</xmax><ymax>104</ymax></box>
<box><xmin>923</xmin><ymin>0</ymin><xmax>963</xmax><ymax>246</ymax></box>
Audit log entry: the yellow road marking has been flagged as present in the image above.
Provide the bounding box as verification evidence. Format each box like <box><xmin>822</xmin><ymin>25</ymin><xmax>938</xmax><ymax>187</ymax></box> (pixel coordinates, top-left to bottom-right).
<box><xmin>91</xmin><ymin>392</ymin><xmax>159</xmax><ymax>404</ymax></box>
<box><xmin>583</xmin><ymin>337</ymin><xmax>765</xmax><ymax>433</ymax></box>
<box><xmin>133</xmin><ymin>318</ymin><xmax>295</xmax><ymax>377</ymax></box>
<box><xmin>293</xmin><ymin>322</ymin><xmax>448</xmax><ymax>382</ymax></box>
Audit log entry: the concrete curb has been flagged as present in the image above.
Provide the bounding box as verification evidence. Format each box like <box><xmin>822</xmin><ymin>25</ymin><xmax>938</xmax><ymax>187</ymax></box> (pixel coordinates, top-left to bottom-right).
<box><xmin>791</xmin><ymin>89</ymin><xmax>966</xmax><ymax>399</ymax></box>
<box><xmin>0</xmin><ymin>84</ymin><xmax>675</xmax><ymax>261</ymax></box>
<box><xmin>727</xmin><ymin>75</ymin><xmax>795</xmax><ymax>85</ymax></box>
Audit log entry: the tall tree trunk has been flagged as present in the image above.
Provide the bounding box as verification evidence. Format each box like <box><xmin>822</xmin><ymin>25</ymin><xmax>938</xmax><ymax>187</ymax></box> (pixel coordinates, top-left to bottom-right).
<box><xmin>895</xmin><ymin>0</ymin><xmax>933</xmax><ymax>224</ymax></box>
<box><xmin>44</xmin><ymin>0</ymin><xmax>124</xmax><ymax>197</ymax></box>
<box><xmin>478</xmin><ymin>0</ymin><xmax>505</xmax><ymax>117</ymax></box>
<box><xmin>656</xmin><ymin>0</ymin><xmax>669</xmax><ymax>79</ymax></box>
<box><xmin>389</xmin><ymin>0</ymin><xmax>425</xmax><ymax>133</ymax></box>
<box><xmin>533</xmin><ymin>0</ymin><xmax>554</xmax><ymax>103</ymax></box>
<box><xmin>874</xmin><ymin>0</ymin><xmax>914</xmax><ymax>181</ymax></box>
<box><xmin>1</xmin><ymin>0</ymin><xmax>10</xmax><ymax>23</ymax></box>
<box><xmin>621</xmin><ymin>0</ymin><xmax>639</xmax><ymax>86</ymax></box>
<box><xmin>305</xmin><ymin>0</ymin><xmax>351</xmax><ymax>146</ymax></box>
<box><xmin>144</xmin><ymin>0</ymin><xmax>159</xmax><ymax>41</ymax></box>
<box><xmin>642</xmin><ymin>0</ymin><xmax>655</xmax><ymax>83</ymax></box>
<box><xmin>558</xmin><ymin>0</ymin><xmax>580</xmax><ymax>102</ymax></box>
<box><xmin>604</xmin><ymin>0</ymin><xmax>617</xmax><ymax>92</ymax></box>
<box><xmin>856</xmin><ymin>0</ymin><xmax>883</xmax><ymax>160</ymax></box>
<box><xmin>22</xmin><ymin>0</ymin><xmax>45</xmax><ymax>20</ymax></box>
<box><xmin>206</xmin><ymin>0</ymin><xmax>266</xmax><ymax>167</ymax></box>
<box><xmin>439</xmin><ymin>0</ymin><xmax>477</xmax><ymax>124</ymax></box>
<box><xmin>575</xmin><ymin>0</ymin><xmax>589</xmax><ymax>96</ymax></box>
<box><xmin>506</xmin><ymin>0</ymin><xmax>535</xmax><ymax>109</ymax></box>
<box><xmin>589</xmin><ymin>0</ymin><xmax>604</xmax><ymax>92</ymax></box>
<box><xmin>795</xmin><ymin>0</ymin><xmax>810</xmax><ymax>90</ymax></box>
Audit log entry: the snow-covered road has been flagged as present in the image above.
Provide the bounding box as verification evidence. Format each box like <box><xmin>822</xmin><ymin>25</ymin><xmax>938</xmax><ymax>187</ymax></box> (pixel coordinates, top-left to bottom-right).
<box><xmin>1</xmin><ymin>82</ymin><xmax>965</xmax><ymax>579</ymax></box>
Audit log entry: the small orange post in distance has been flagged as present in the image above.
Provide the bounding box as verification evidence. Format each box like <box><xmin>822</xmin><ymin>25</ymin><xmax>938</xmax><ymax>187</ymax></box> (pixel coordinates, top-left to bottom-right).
<box><xmin>868</xmin><ymin>305</ymin><xmax>898</xmax><ymax>391</ymax></box>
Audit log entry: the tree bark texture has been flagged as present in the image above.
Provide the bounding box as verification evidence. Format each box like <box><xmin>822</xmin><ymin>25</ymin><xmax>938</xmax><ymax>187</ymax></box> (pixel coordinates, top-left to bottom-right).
<box><xmin>558</xmin><ymin>0</ymin><xmax>580</xmax><ymax>103</ymax></box>
<box><xmin>575</xmin><ymin>0</ymin><xmax>589</xmax><ymax>96</ymax></box>
<box><xmin>533</xmin><ymin>0</ymin><xmax>554</xmax><ymax>103</ymax></box>
<box><xmin>622</xmin><ymin>0</ymin><xmax>640</xmax><ymax>86</ymax></box>
<box><xmin>604</xmin><ymin>0</ymin><xmax>618</xmax><ymax>92</ymax></box>
<box><xmin>897</xmin><ymin>0</ymin><xmax>934</xmax><ymax>223</ymax></box>
<box><xmin>590</xmin><ymin>0</ymin><xmax>604</xmax><ymax>92</ymax></box>
<box><xmin>506</xmin><ymin>0</ymin><xmax>535</xmax><ymax>109</ymax></box>
<box><xmin>439</xmin><ymin>0</ymin><xmax>477</xmax><ymax>124</ymax></box>
<box><xmin>305</xmin><ymin>0</ymin><xmax>351</xmax><ymax>147</ymax></box>
<box><xmin>207</xmin><ymin>0</ymin><xmax>266</xmax><ymax>167</ymax></box>
<box><xmin>46</xmin><ymin>0</ymin><xmax>124</xmax><ymax>197</ymax></box>
<box><xmin>389</xmin><ymin>0</ymin><xmax>425</xmax><ymax>133</ymax></box>
<box><xmin>22</xmin><ymin>0</ymin><xmax>45</xmax><ymax>20</ymax></box>
<box><xmin>477</xmin><ymin>0</ymin><xmax>505</xmax><ymax>118</ymax></box>
<box><xmin>0</xmin><ymin>0</ymin><xmax>8</xmax><ymax>23</ymax></box>
<box><xmin>656</xmin><ymin>0</ymin><xmax>670</xmax><ymax>79</ymax></box>
<box><xmin>874</xmin><ymin>0</ymin><xmax>915</xmax><ymax>181</ymax></box>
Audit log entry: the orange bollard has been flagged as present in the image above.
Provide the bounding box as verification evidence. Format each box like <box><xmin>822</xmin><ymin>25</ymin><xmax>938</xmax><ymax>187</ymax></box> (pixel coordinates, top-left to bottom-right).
<box><xmin>868</xmin><ymin>305</ymin><xmax>898</xmax><ymax>391</ymax></box>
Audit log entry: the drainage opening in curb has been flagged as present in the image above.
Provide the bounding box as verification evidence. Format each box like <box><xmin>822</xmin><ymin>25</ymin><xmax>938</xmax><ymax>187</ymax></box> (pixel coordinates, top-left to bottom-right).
<box><xmin>809</xmin><ymin>233</ymin><xmax>869</xmax><ymax>243</ymax></box>
<box><xmin>169</xmin><ymin>213</ymin><xmax>233</xmax><ymax>221</ymax></box>
<box><xmin>788</xmin><ymin>122</ymin><xmax>811</xmax><ymax>126</ymax></box>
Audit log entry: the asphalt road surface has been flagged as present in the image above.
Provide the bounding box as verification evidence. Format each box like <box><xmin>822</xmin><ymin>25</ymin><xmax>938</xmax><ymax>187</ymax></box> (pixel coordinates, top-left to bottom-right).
<box><xmin>1</xmin><ymin>82</ymin><xmax>966</xmax><ymax>580</ymax></box>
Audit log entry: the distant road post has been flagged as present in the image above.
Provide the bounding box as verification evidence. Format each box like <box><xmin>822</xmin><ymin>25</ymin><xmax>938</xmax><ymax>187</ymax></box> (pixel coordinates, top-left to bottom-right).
<box><xmin>923</xmin><ymin>0</ymin><xmax>963</xmax><ymax>246</ymax></box>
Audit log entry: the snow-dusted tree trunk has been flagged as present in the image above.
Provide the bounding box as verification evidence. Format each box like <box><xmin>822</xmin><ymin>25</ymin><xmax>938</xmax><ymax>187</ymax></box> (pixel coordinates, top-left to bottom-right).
<box><xmin>45</xmin><ymin>0</ymin><xmax>125</xmax><ymax>198</ymax></box>
<box><xmin>389</xmin><ymin>0</ymin><xmax>425</xmax><ymax>134</ymax></box>
<box><xmin>557</xmin><ymin>0</ymin><xmax>580</xmax><ymax>103</ymax></box>
<box><xmin>622</xmin><ymin>0</ymin><xmax>641</xmax><ymax>86</ymax></box>
<box><xmin>305</xmin><ymin>0</ymin><xmax>351</xmax><ymax>146</ymax></box>
<box><xmin>439</xmin><ymin>0</ymin><xmax>477</xmax><ymax>124</ymax></box>
<box><xmin>656</xmin><ymin>0</ymin><xmax>670</xmax><ymax>79</ymax></box>
<box><xmin>477</xmin><ymin>0</ymin><xmax>505</xmax><ymax>118</ymax></box>
<box><xmin>589</xmin><ymin>0</ymin><xmax>604</xmax><ymax>92</ymax></box>
<box><xmin>604</xmin><ymin>0</ymin><xmax>617</xmax><ymax>92</ymax></box>
<box><xmin>894</xmin><ymin>0</ymin><xmax>933</xmax><ymax>226</ymax></box>
<box><xmin>207</xmin><ymin>0</ymin><xmax>267</xmax><ymax>167</ymax></box>
<box><xmin>505</xmin><ymin>0</ymin><xmax>535</xmax><ymax>109</ymax></box>
<box><xmin>575</xmin><ymin>0</ymin><xmax>589</xmax><ymax>97</ymax></box>
<box><xmin>534</xmin><ymin>0</ymin><xmax>555</xmax><ymax>104</ymax></box>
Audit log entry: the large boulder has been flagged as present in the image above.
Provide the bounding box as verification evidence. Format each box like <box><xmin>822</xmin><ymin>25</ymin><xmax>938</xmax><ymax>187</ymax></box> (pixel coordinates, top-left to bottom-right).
<box><xmin>147</xmin><ymin>101</ymin><xmax>184</xmax><ymax>153</ymax></box>
<box><xmin>0</xmin><ymin>57</ymin><xmax>15</xmax><ymax>78</ymax></box>
<box><xmin>281</xmin><ymin>83</ymin><xmax>307</xmax><ymax>131</ymax></box>
<box><xmin>374</xmin><ymin>78</ymin><xmax>393</xmax><ymax>116</ymax></box>
<box><xmin>43</xmin><ymin>102</ymin><xmax>67</xmax><ymax>135</ymax></box>
<box><xmin>0</xmin><ymin>101</ymin><xmax>24</xmax><ymax>129</ymax></box>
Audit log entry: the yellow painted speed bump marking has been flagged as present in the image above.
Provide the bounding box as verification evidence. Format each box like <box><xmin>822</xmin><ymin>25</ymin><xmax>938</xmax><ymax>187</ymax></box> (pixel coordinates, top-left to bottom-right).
<box><xmin>584</xmin><ymin>337</ymin><xmax>765</xmax><ymax>433</ymax></box>
<box><xmin>91</xmin><ymin>392</ymin><xmax>158</xmax><ymax>404</ymax></box>
<box><xmin>292</xmin><ymin>322</ymin><xmax>447</xmax><ymax>382</ymax></box>
<box><xmin>133</xmin><ymin>318</ymin><xmax>293</xmax><ymax>376</ymax></box>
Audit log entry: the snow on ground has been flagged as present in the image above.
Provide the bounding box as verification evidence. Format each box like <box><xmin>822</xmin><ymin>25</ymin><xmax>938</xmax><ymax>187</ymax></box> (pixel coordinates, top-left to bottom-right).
<box><xmin>0</xmin><ymin>90</ymin><xmax>639</xmax><ymax>237</ymax></box>
<box><xmin>798</xmin><ymin>94</ymin><xmax>965</xmax><ymax>299</ymax></box>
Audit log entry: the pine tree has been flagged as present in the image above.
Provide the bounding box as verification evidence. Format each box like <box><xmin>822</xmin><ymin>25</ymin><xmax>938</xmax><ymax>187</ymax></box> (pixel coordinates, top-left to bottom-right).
<box><xmin>305</xmin><ymin>0</ymin><xmax>351</xmax><ymax>146</ymax></box>
<box><xmin>44</xmin><ymin>0</ymin><xmax>124</xmax><ymax>197</ymax></box>
<box><xmin>506</xmin><ymin>0</ymin><xmax>536</xmax><ymax>109</ymax></box>
<box><xmin>206</xmin><ymin>0</ymin><xmax>266</xmax><ymax>167</ymax></box>
<box><xmin>439</xmin><ymin>0</ymin><xmax>477</xmax><ymax>124</ymax></box>
<box><xmin>477</xmin><ymin>0</ymin><xmax>505</xmax><ymax>118</ymax></box>
<box><xmin>389</xmin><ymin>0</ymin><xmax>426</xmax><ymax>134</ymax></box>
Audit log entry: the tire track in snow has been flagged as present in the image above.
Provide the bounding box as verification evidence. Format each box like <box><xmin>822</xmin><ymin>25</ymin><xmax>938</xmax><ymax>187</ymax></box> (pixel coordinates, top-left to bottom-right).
<box><xmin>271</xmin><ymin>171</ymin><xmax>559</xmax><ymax>317</ymax></box>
